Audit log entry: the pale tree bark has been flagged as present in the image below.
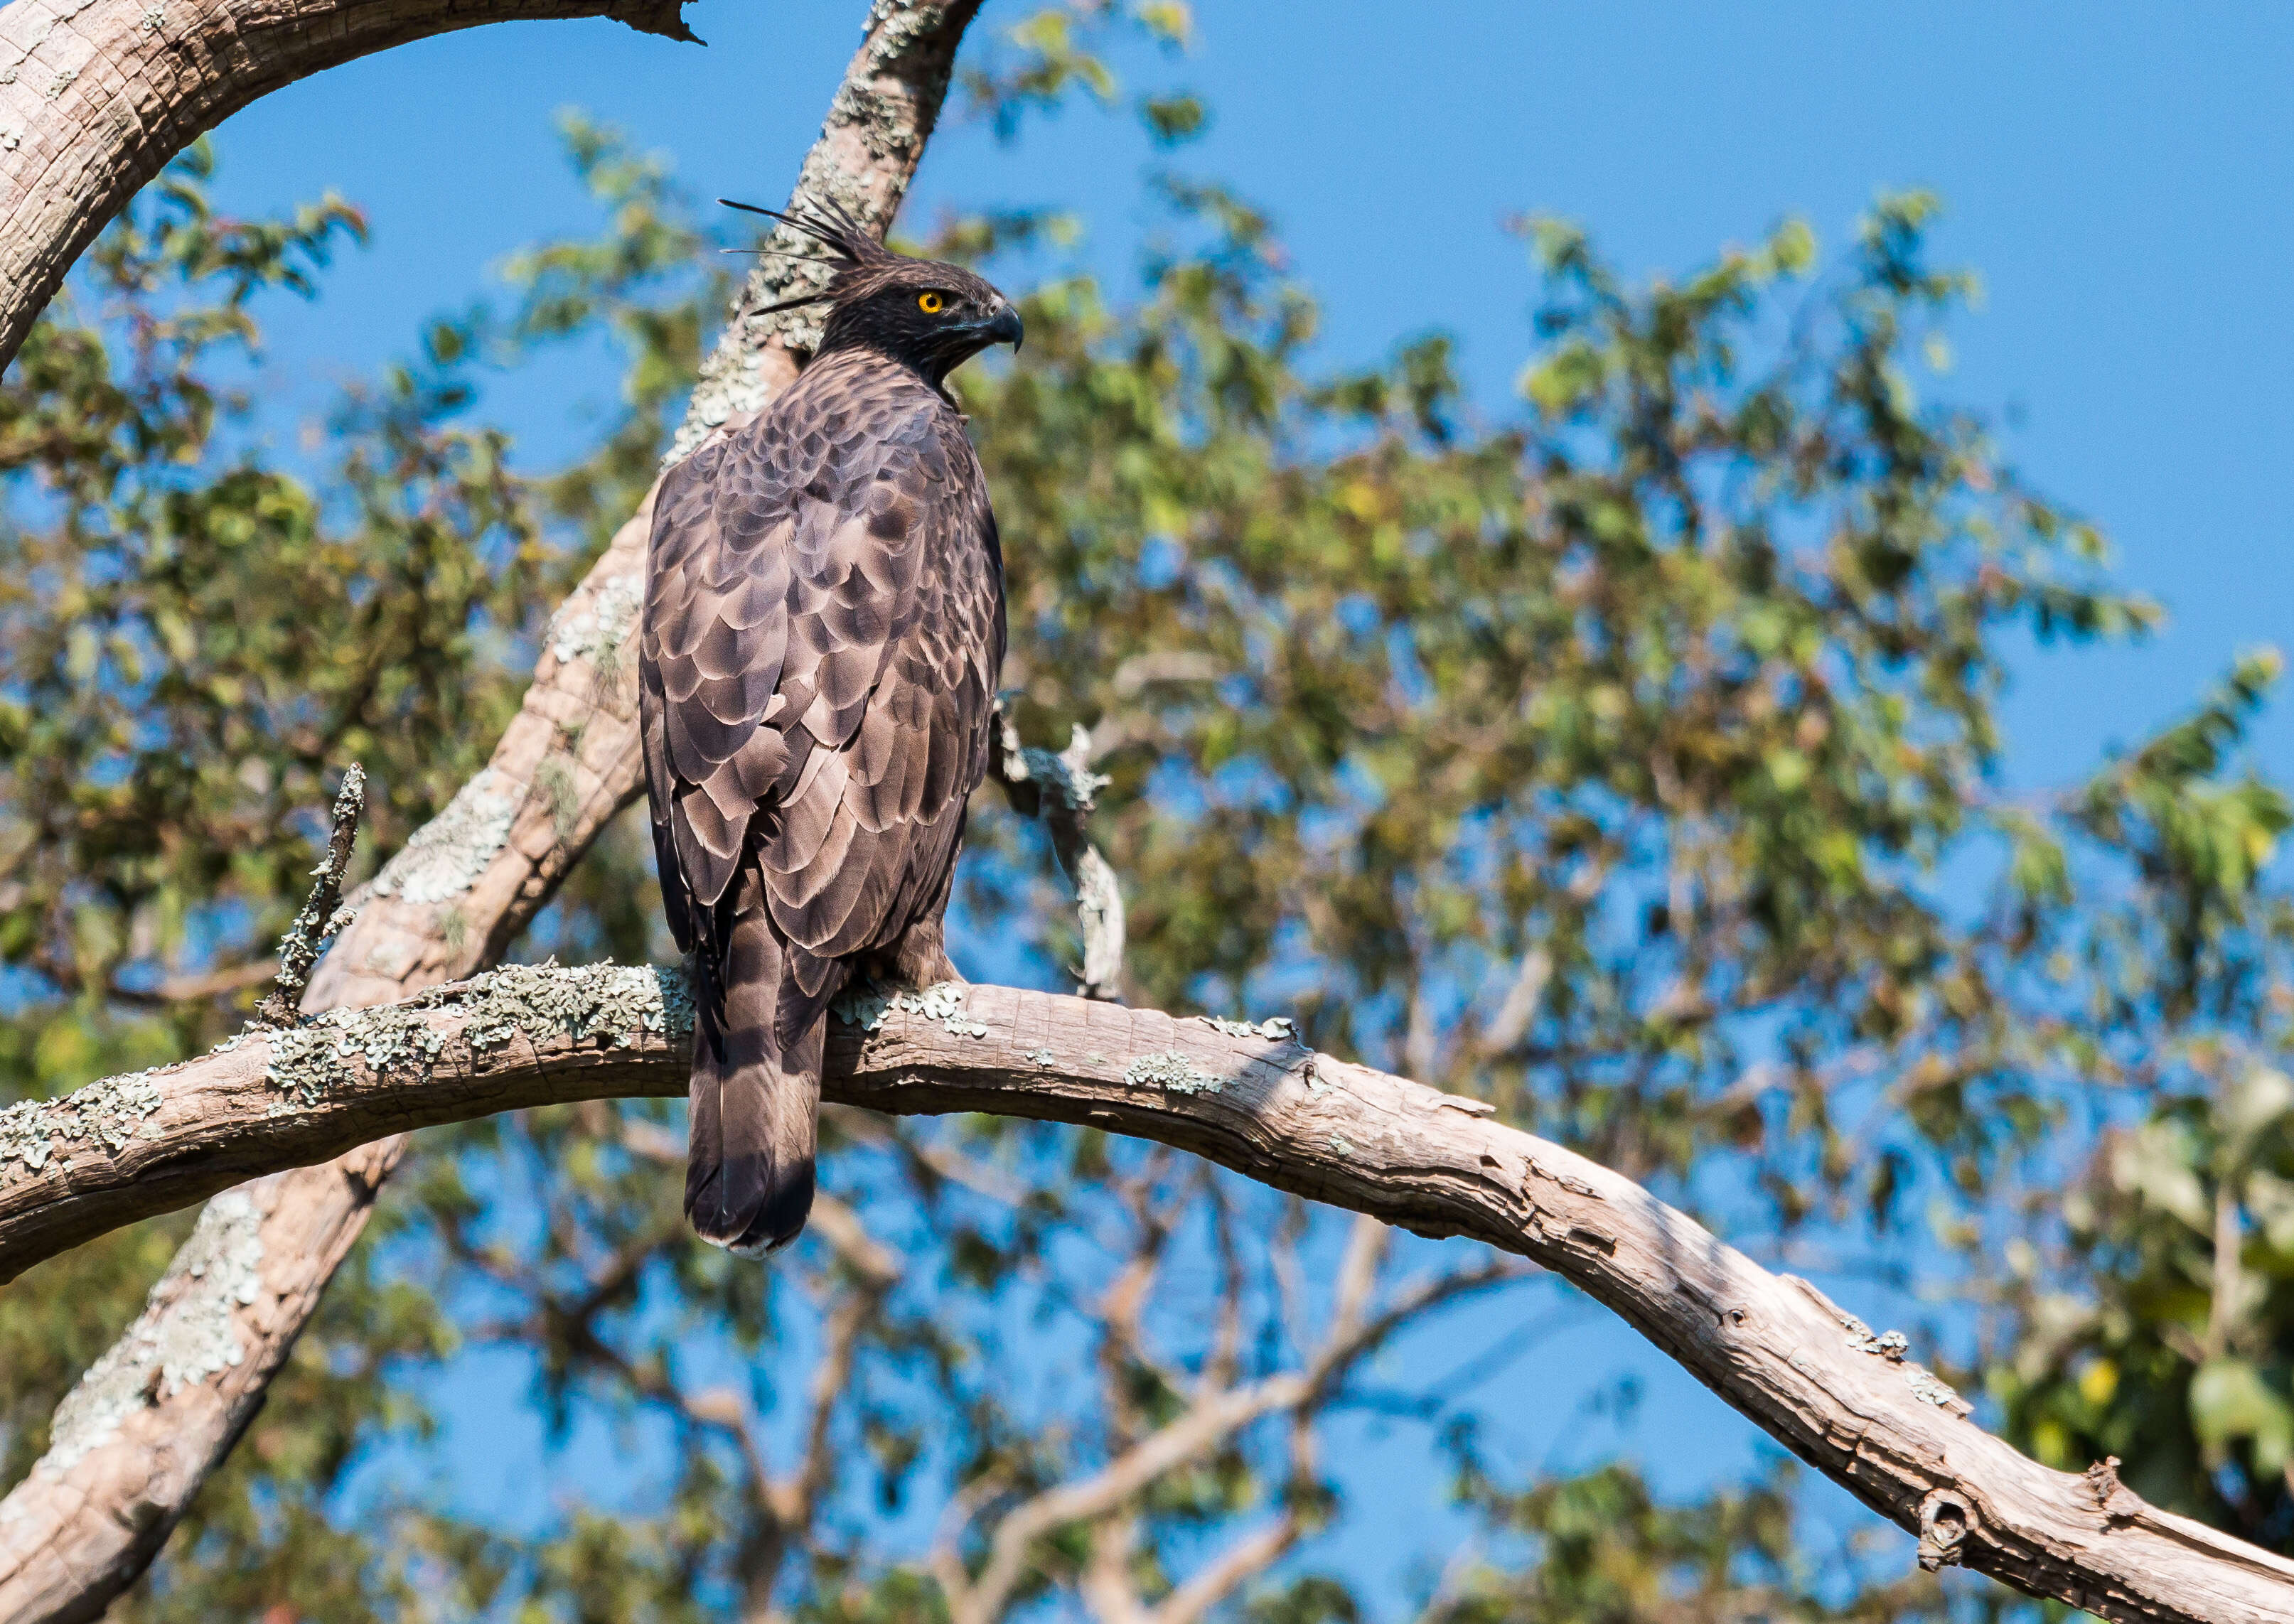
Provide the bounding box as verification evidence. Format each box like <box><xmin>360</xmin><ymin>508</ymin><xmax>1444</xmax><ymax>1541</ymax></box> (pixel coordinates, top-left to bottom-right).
<box><xmin>3</xmin><ymin>967</ymin><xmax>2291</xmax><ymax>1624</ymax></box>
<box><xmin>0</xmin><ymin>0</ymin><xmax>702</xmax><ymax>377</ymax></box>
<box><xmin>0</xmin><ymin>3</ymin><xmax>985</xmax><ymax>1618</ymax></box>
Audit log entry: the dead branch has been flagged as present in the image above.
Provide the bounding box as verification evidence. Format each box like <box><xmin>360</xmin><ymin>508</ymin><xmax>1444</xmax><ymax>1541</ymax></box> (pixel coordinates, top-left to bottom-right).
<box><xmin>0</xmin><ymin>0</ymin><xmax>698</xmax><ymax>377</ymax></box>
<box><xmin>2</xmin><ymin>967</ymin><xmax>2286</xmax><ymax>1623</ymax></box>
<box><xmin>252</xmin><ymin>763</ymin><xmax>365</xmax><ymax>1027</ymax></box>
<box><xmin>991</xmin><ymin>701</ymin><xmax>1128</xmax><ymax>1000</ymax></box>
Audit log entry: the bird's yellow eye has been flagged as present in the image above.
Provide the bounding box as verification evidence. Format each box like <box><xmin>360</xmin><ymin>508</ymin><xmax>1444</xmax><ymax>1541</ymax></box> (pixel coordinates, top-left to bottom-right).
<box><xmin>917</xmin><ymin>291</ymin><xmax>945</xmax><ymax>315</ymax></box>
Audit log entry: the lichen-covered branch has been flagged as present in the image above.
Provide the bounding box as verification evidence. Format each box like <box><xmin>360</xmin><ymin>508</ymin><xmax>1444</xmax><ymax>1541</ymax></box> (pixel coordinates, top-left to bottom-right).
<box><xmin>252</xmin><ymin>763</ymin><xmax>365</xmax><ymax>1028</ymax></box>
<box><xmin>1</xmin><ymin>967</ymin><xmax>2288</xmax><ymax>1624</ymax></box>
<box><xmin>990</xmin><ymin>701</ymin><xmax>1128</xmax><ymax>1000</ymax></box>
<box><xmin>0</xmin><ymin>6</ymin><xmax>985</xmax><ymax>1619</ymax></box>
<box><xmin>0</xmin><ymin>0</ymin><xmax>699</xmax><ymax>379</ymax></box>
<box><xmin>0</xmin><ymin>963</ymin><xmax>691</xmax><ymax>1284</ymax></box>
<box><xmin>0</xmin><ymin>1140</ymin><xmax>395</xmax><ymax>1624</ymax></box>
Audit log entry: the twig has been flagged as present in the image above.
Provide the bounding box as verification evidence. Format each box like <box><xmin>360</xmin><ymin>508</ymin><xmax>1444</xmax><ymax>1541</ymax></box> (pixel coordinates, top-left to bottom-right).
<box><xmin>991</xmin><ymin>697</ymin><xmax>1127</xmax><ymax>1000</ymax></box>
<box><xmin>252</xmin><ymin>765</ymin><xmax>366</xmax><ymax>1028</ymax></box>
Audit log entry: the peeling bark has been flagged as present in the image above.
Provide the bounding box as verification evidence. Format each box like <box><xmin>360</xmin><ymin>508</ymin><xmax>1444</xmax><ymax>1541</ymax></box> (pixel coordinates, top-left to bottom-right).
<box><xmin>0</xmin><ymin>0</ymin><xmax>700</xmax><ymax>377</ymax></box>
<box><xmin>2</xmin><ymin>968</ymin><xmax>2290</xmax><ymax>1624</ymax></box>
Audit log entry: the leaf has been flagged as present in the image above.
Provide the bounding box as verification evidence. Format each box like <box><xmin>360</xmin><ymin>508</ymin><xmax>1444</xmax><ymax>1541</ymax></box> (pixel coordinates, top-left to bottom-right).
<box><xmin>2191</xmin><ymin>1358</ymin><xmax>2294</xmax><ymax>1473</ymax></box>
<box><xmin>2110</xmin><ymin>1122</ymin><xmax>2211</xmax><ymax>1232</ymax></box>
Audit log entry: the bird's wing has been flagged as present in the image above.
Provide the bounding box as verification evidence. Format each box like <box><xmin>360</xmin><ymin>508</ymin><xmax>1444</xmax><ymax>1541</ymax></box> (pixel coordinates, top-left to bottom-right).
<box><xmin>641</xmin><ymin>424</ymin><xmax>792</xmax><ymax>969</ymax></box>
<box><xmin>756</xmin><ymin>405</ymin><xmax>1003</xmax><ymax>986</ymax></box>
<box><xmin>641</xmin><ymin>389</ymin><xmax>1003</xmax><ymax>1011</ymax></box>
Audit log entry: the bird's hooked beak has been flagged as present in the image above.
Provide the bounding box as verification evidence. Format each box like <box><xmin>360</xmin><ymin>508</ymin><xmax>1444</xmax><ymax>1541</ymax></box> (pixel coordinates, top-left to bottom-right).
<box><xmin>982</xmin><ymin>302</ymin><xmax>1024</xmax><ymax>352</ymax></box>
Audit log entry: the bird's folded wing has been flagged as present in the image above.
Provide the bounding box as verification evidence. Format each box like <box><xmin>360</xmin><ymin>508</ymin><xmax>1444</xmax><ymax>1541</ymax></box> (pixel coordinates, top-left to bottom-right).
<box><xmin>641</xmin><ymin>402</ymin><xmax>1002</xmax><ymax>996</ymax></box>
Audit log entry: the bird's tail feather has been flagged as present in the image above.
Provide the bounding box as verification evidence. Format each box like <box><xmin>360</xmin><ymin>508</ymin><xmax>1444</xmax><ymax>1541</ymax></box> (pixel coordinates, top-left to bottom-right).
<box><xmin>686</xmin><ymin>900</ymin><xmax>820</xmax><ymax>1254</ymax></box>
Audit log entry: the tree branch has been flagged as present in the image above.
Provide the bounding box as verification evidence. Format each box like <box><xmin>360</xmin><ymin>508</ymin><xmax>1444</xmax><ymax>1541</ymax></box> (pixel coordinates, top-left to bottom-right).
<box><xmin>252</xmin><ymin>763</ymin><xmax>365</xmax><ymax>1027</ymax></box>
<box><xmin>0</xmin><ymin>5</ymin><xmax>985</xmax><ymax>1618</ymax></box>
<box><xmin>0</xmin><ymin>0</ymin><xmax>699</xmax><ymax>378</ymax></box>
<box><xmin>4</xmin><ymin>968</ymin><xmax>2285</xmax><ymax>1623</ymax></box>
<box><xmin>990</xmin><ymin>705</ymin><xmax>1127</xmax><ymax>1000</ymax></box>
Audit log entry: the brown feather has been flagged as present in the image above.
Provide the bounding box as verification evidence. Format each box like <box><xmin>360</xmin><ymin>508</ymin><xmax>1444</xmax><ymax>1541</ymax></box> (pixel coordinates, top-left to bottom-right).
<box><xmin>641</xmin><ymin>246</ymin><xmax>1013</xmax><ymax>1254</ymax></box>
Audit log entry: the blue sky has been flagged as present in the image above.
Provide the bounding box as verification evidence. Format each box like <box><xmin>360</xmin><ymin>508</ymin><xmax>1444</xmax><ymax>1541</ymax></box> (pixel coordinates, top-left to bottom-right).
<box><xmin>205</xmin><ymin>1</ymin><xmax>2294</xmax><ymax>787</ymax></box>
<box><xmin>176</xmin><ymin>0</ymin><xmax>2294</xmax><ymax>1604</ymax></box>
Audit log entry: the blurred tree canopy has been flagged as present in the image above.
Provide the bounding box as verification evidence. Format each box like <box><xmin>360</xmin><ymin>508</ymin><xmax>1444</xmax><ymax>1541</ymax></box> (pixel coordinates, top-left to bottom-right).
<box><xmin>5</xmin><ymin>13</ymin><xmax>2294</xmax><ymax>1620</ymax></box>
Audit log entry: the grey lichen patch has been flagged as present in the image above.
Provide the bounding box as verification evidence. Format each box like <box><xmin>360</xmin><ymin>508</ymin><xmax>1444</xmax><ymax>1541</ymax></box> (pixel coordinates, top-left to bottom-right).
<box><xmin>1839</xmin><ymin>1313</ymin><xmax>1961</xmax><ymax>1409</ymax></box>
<box><xmin>1841</xmin><ymin>1316</ymin><xmax>1911</xmax><ymax>1360</ymax></box>
<box><xmin>371</xmin><ymin>768</ymin><xmax>516</xmax><ymax>905</ymax></box>
<box><xmin>1024</xmin><ymin>1048</ymin><xmax>1057</xmax><ymax>1067</ymax></box>
<box><xmin>547</xmin><ymin>571</ymin><xmax>642</xmax><ymax>670</ymax></box>
<box><xmin>832</xmin><ymin>980</ymin><xmax>991</xmax><ymax>1040</ymax></box>
<box><xmin>1905</xmin><ymin>1365</ymin><xmax>1961</xmax><ymax>1408</ymax></box>
<box><xmin>0</xmin><ymin>1067</ymin><xmax>166</xmax><ymax>1184</ymax></box>
<box><xmin>265</xmin><ymin>1000</ymin><xmax>448</xmax><ymax>1106</ymax></box>
<box><xmin>262</xmin><ymin>962</ymin><xmax>692</xmax><ymax>1108</ymax></box>
<box><xmin>1329</xmin><ymin>1135</ymin><xmax>1354</xmax><ymax>1158</ymax></box>
<box><xmin>1197</xmin><ymin>1015</ymin><xmax>1297</xmax><ymax>1041</ymax></box>
<box><xmin>861</xmin><ymin>0</ymin><xmax>945</xmax><ymax>68</ymax></box>
<box><xmin>830</xmin><ymin>81</ymin><xmax>918</xmax><ymax>161</ymax></box>
<box><xmin>1123</xmin><ymin>1050</ymin><xmax>1225</xmax><ymax>1096</ymax></box>
<box><xmin>360</xmin><ymin>932</ymin><xmax>418</xmax><ymax>982</ymax></box>
<box><xmin>36</xmin><ymin>1189</ymin><xmax>264</xmax><ymax>1475</ymax></box>
<box><xmin>534</xmin><ymin>755</ymin><xmax>581</xmax><ymax>841</ymax></box>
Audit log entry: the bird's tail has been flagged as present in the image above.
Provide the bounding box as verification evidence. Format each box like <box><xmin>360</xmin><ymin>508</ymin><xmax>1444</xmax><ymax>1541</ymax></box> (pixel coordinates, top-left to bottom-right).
<box><xmin>685</xmin><ymin>898</ymin><xmax>825</xmax><ymax>1254</ymax></box>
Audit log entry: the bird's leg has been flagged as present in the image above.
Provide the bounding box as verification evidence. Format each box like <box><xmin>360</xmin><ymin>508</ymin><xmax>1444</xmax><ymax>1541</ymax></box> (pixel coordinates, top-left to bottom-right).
<box><xmin>875</xmin><ymin>915</ymin><xmax>963</xmax><ymax>989</ymax></box>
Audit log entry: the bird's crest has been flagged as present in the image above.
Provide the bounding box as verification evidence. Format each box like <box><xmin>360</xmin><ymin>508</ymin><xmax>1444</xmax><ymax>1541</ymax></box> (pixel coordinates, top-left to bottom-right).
<box><xmin>720</xmin><ymin>195</ymin><xmax>904</xmax><ymax>316</ymax></box>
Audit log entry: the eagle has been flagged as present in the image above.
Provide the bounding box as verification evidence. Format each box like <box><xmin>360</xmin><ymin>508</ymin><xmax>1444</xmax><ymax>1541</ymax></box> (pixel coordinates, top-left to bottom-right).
<box><xmin>641</xmin><ymin>200</ymin><xmax>1019</xmax><ymax>1254</ymax></box>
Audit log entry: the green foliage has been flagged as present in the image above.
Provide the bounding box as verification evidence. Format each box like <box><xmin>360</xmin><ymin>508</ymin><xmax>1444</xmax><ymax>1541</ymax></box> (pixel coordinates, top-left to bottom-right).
<box><xmin>964</xmin><ymin>1</ymin><xmax>1204</xmax><ymax>146</ymax></box>
<box><xmin>0</xmin><ymin>136</ymin><xmax>544</xmax><ymax>1054</ymax></box>
<box><xmin>4</xmin><ymin>95</ymin><xmax>2292</xmax><ymax>1624</ymax></box>
<box><xmin>1426</xmin><ymin>1454</ymin><xmax>1949</xmax><ymax>1623</ymax></box>
<box><xmin>963</xmin><ymin>181</ymin><xmax>2150</xmax><ymax>1230</ymax></box>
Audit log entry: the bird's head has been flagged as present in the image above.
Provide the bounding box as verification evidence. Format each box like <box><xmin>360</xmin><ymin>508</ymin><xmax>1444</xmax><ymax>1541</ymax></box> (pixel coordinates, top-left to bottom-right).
<box><xmin>724</xmin><ymin>196</ymin><xmax>1024</xmax><ymax>389</ymax></box>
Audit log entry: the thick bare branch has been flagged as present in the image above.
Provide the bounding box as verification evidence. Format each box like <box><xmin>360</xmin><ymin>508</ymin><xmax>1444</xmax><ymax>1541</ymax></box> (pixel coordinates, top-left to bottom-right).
<box><xmin>0</xmin><ymin>5</ymin><xmax>985</xmax><ymax>1618</ymax></box>
<box><xmin>0</xmin><ymin>1139</ymin><xmax>396</xmax><ymax>1624</ymax></box>
<box><xmin>0</xmin><ymin>0</ymin><xmax>697</xmax><ymax>377</ymax></box>
<box><xmin>5</xmin><ymin>970</ymin><xmax>2281</xmax><ymax>1622</ymax></box>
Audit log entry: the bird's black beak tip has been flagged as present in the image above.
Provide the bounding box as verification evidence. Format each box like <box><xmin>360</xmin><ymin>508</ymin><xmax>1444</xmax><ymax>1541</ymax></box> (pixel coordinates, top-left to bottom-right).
<box><xmin>990</xmin><ymin>304</ymin><xmax>1024</xmax><ymax>352</ymax></box>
